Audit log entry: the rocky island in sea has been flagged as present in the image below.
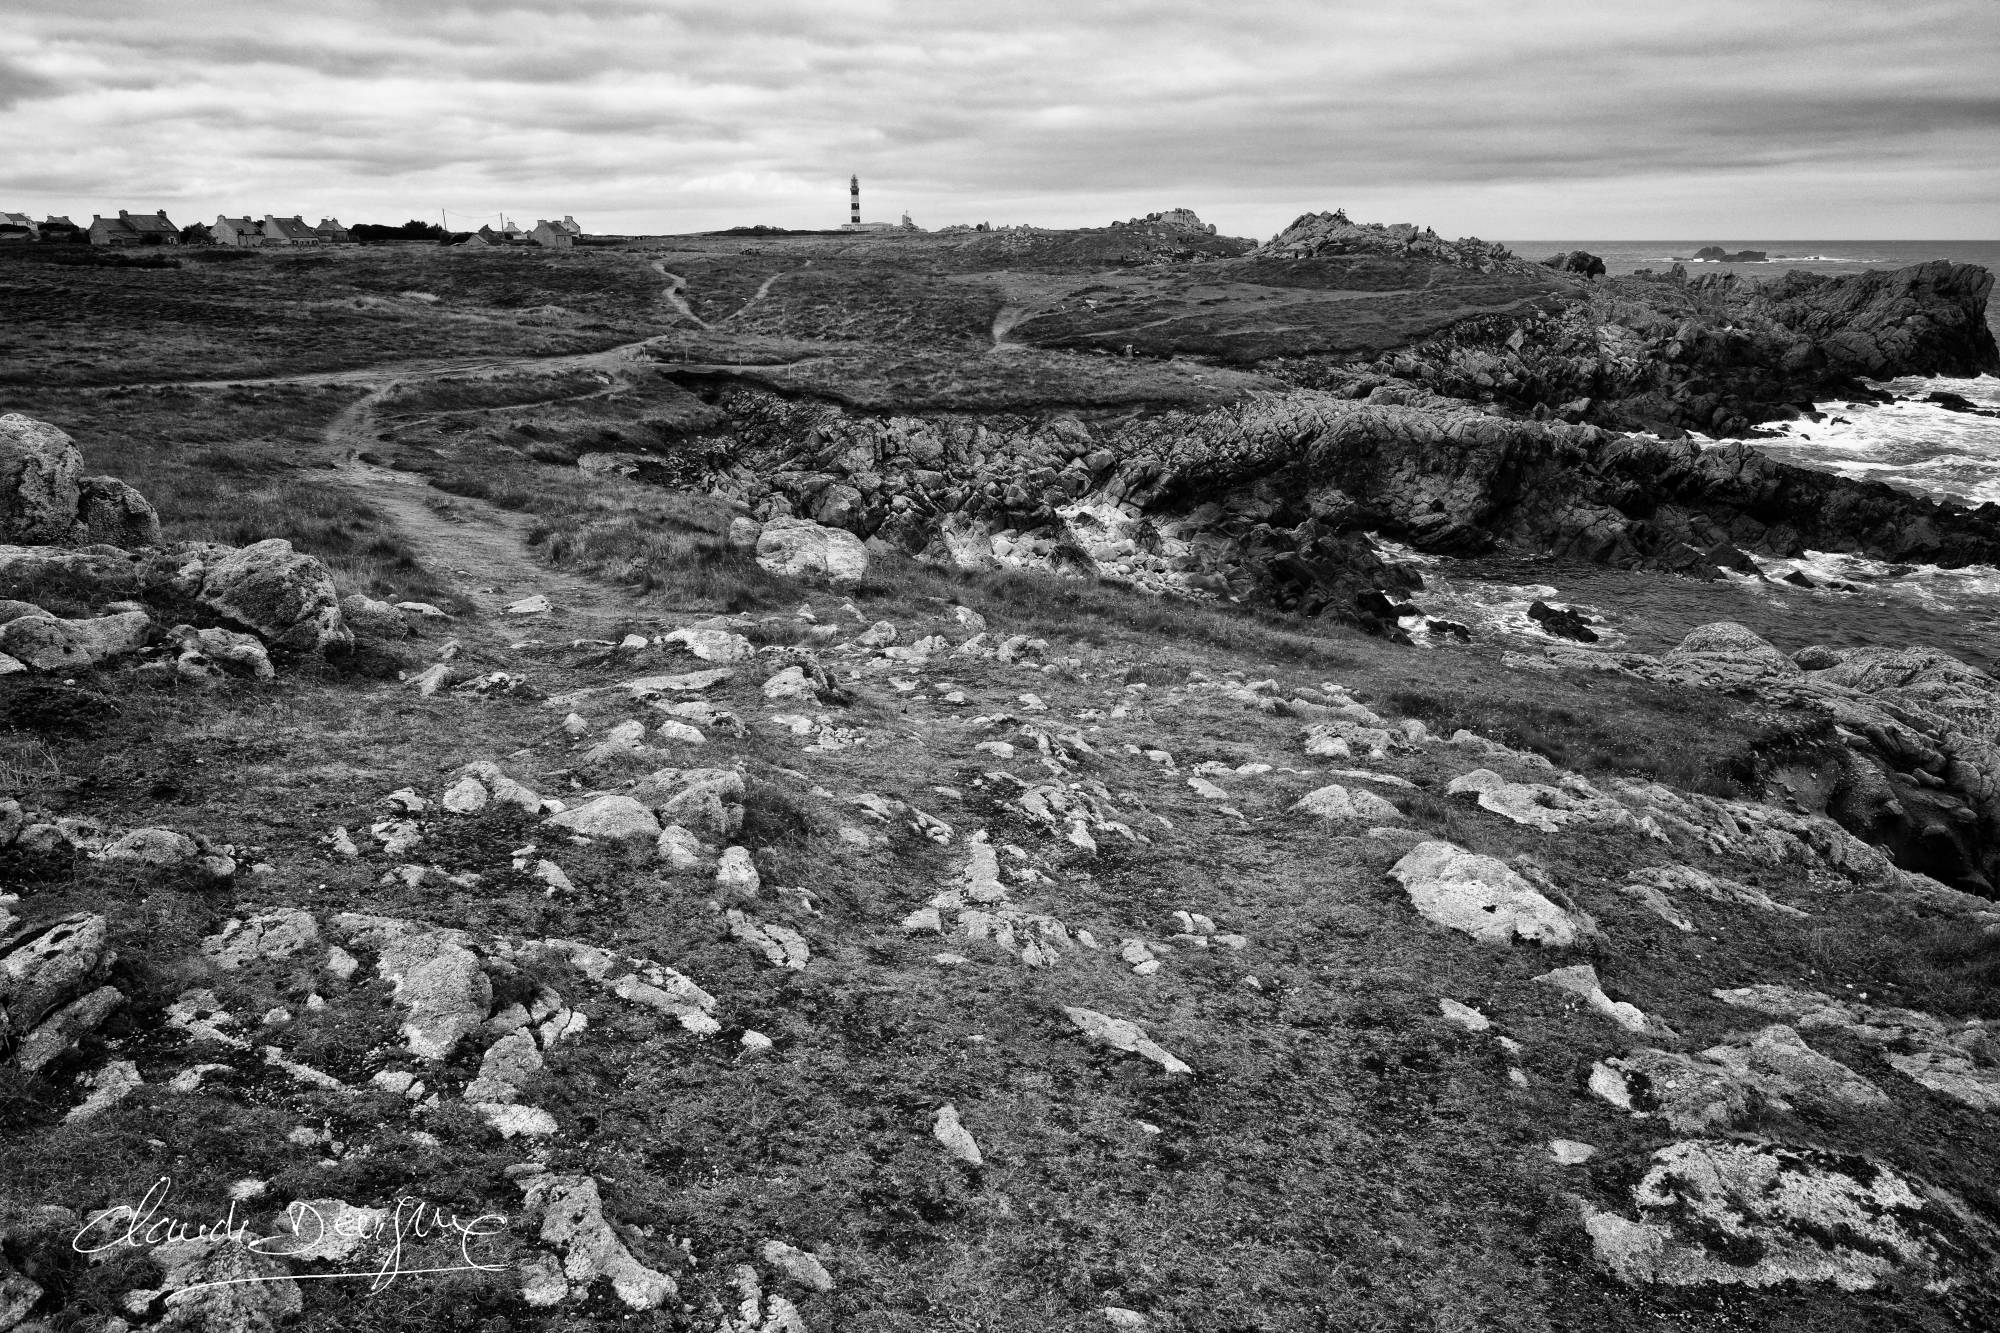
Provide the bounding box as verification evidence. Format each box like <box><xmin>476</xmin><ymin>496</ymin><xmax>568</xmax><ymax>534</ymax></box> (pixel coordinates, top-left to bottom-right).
<box><xmin>3</xmin><ymin>206</ymin><xmax>1999</xmax><ymax>1331</ymax></box>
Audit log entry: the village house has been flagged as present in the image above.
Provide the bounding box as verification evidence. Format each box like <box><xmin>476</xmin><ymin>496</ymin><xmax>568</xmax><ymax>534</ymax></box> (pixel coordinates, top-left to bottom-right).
<box><xmin>261</xmin><ymin>215</ymin><xmax>321</xmax><ymax>246</ymax></box>
<box><xmin>0</xmin><ymin>212</ymin><xmax>35</xmax><ymax>242</ymax></box>
<box><xmin>529</xmin><ymin>219</ymin><xmax>573</xmax><ymax>248</ymax></box>
<box><xmin>314</xmin><ymin>217</ymin><xmax>353</xmax><ymax>244</ymax></box>
<box><xmin>210</xmin><ymin>216</ymin><xmax>266</xmax><ymax>247</ymax></box>
<box><xmin>87</xmin><ymin>210</ymin><xmax>181</xmax><ymax>247</ymax></box>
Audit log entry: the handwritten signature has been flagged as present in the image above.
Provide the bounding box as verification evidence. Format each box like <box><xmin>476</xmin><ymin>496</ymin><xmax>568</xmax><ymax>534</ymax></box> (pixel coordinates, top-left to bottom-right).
<box><xmin>72</xmin><ymin>1178</ymin><xmax>509</xmax><ymax>1294</ymax></box>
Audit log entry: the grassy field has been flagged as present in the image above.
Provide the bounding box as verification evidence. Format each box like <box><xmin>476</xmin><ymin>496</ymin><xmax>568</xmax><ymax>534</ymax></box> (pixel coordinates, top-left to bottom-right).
<box><xmin>0</xmin><ymin>245</ymin><xmax>667</xmax><ymax>388</ymax></box>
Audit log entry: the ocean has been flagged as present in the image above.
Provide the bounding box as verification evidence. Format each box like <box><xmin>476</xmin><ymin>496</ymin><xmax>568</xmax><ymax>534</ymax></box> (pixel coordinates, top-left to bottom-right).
<box><xmin>1415</xmin><ymin>241</ymin><xmax>2000</xmax><ymax>662</ymax></box>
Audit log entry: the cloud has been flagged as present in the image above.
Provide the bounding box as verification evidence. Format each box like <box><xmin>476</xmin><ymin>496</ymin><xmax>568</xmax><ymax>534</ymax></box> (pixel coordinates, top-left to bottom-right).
<box><xmin>0</xmin><ymin>55</ymin><xmax>60</xmax><ymax>109</ymax></box>
<box><xmin>0</xmin><ymin>0</ymin><xmax>1995</xmax><ymax>237</ymax></box>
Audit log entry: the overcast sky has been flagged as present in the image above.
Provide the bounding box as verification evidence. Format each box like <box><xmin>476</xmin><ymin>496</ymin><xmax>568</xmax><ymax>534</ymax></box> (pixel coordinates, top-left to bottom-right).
<box><xmin>3</xmin><ymin>0</ymin><xmax>1995</xmax><ymax>240</ymax></box>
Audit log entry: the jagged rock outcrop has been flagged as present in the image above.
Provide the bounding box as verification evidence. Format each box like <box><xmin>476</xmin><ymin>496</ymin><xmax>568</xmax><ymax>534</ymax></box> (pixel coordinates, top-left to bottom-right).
<box><xmin>1383</xmin><ymin>261</ymin><xmax>1999</xmax><ymax>436</ymax></box>
<box><xmin>697</xmin><ymin>386</ymin><xmax>2000</xmax><ymax>629</ymax></box>
<box><xmin>1256</xmin><ymin>211</ymin><xmax>1527</xmax><ymax>276</ymax></box>
<box><xmin>1514</xmin><ymin>624</ymin><xmax>2000</xmax><ymax>892</ymax></box>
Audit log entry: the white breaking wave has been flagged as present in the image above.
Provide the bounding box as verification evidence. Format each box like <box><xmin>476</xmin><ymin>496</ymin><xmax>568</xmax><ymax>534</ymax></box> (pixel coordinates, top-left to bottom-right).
<box><xmin>1748</xmin><ymin>550</ymin><xmax>2000</xmax><ymax>612</ymax></box>
<box><xmin>1757</xmin><ymin>374</ymin><xmax>2000</xmax><ymax>507</ymax></box>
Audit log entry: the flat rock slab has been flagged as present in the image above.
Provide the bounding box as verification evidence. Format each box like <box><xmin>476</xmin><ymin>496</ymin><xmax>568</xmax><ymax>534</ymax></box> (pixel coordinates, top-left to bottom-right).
<box><xmin>1062</xmin><ymin>1005</ymin><xmax>1192</xmax><ymax>1074</ymax></box>
<box><xmin>1388</xmin><ymin>841</ymin><xmax>1582</xmax><ymax>946</ymax></box>
<box><xmin>1581</xmin><ymin>1139</ymin><xmax>1987</xmax><ymax>1291</ymax></box>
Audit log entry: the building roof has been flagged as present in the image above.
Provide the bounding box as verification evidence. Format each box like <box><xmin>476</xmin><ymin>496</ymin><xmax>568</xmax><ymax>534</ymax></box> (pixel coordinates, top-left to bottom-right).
<box><xmin>44</xmin><ymin>216</ymin><xmax>73</xmax><ymax>227</ymax></box>
<box><xmin>216</xmin><ymin>216</ymin><xmax>258</xmax><ymax>231</ymax></box>
<box><xmin>117</xmin><ymin>210</ymin><xmax>178</xmax><ymax>235</ymax></box>
<box><xmin>316</xmin><ymin>218</ymin><xmax>346</xmax><ymax>231</ymax></box>
<box><xmin>0</xmin><ymin>212</ymin><xmax>33</xmax><ymax>228</ymax></box>
<box><xmin>263</xmin><ymin>215</ymin><xmax>319</xmax><ymax>241</ymax></box>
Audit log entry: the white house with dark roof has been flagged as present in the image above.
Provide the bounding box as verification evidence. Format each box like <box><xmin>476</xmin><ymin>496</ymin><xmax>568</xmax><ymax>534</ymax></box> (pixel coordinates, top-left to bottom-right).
<box><xmin>211</xmin><ymin>216</ymin><xmax>266</xmax><ymax>247</ymax></box>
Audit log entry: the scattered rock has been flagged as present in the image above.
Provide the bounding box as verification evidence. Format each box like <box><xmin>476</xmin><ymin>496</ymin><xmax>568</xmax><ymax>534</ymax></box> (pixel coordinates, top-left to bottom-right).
<box><xmin>519</xmin><ymin>1174</ymin><xmax>675</xmax><ymax>1310</ymax></box>
<box><xmin>1292</xmin><ymin>782</ymin><xmax>1402</xmax><ymax>821</ymax></box>
<box><xmin>756</xmin><ymin>515</ymin><xmax>870</xmax><ymax>583</ymax></box>
<box><xmin>65</xmin><ymin>1058</ymin><xmax>142</xmax><ymax>1122</ymax></box>
<box><xmin>1532</xmin><ymin>964</ymin><xmax>1676</xmax><ymax>1038</ymax></box>
<box><xmin>101</xmin><ymin>827</ymin><xmax>198</xmax><ymax>868</ymax></box>
<box><xmin>548</xmin><ymin>795</ymin><xmax>662</xmax><ymax>842</ymax></box>
<box><xmin>1061</xmin><ymin>1006</ymin><xmax>1192</xmax><ymax>1074</ymax></box>
<box><xmin>338</xmin><ymin>916</ymin><xmax>491</xmax><ymax>1060</ymax></box>
<box><xmin>759</xmin><ymin>1239</ymin><xmax>834</xmax><ymax>1292</ymax></box>
<box><xmin>0</xmin><ymin>610</ymin><xmax>150</xmax><ymax>672</ymax></box>
<box><xmin>201</xmin><ymin>910</ymin><xmax>320</xmax><ymax>970</ymax></box>
<box><xmin>1388</xmin><ymin>842</ymin><xmax>1583</xmax><ymax>945</ymax></box>
<box><xmin>932</xmin><ymin>1103</ymin><xmax>984</xmax><ymax>1166</ymax></box>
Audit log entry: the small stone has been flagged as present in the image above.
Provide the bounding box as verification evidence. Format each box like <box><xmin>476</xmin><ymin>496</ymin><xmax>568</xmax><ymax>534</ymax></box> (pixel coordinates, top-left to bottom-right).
<box><xmin>1439</xmin><ymin>998</ymin><xmax>1492</xmax><ymax>1032</ymax></box>
<box><xmin>324</xmin><ymin>946</ymin><xmax>359</xmax><ymax>981</ymax></box>
<box><xmin>759</xmin><ymin>1239</ymin><xmax>834</xmax><ymax>1291</ymax></box>
<box><xmin>1550</xmin><ymin>1139</ymin><xmax>1598</xmax><ymax>1165</ymax></box>
<box><xmin>441</xmin><ymin>776</ymin><xmax>488</xmax><ymax>814</ymax></box>
<box><xmin>506</xmin><ymin>594</ymin><xmax>552</xmax><ymax>615</ymax></box>
<box><xmin>716</xmin><ymin>846</ymin><xmax>760</xmax><ymax>897</ymax></box>
<box><xmin>475</xmin><ymin>1103</ymin><xmax>558</xmax><ymax>1138</ymax></box>
<box><xmin>932</xmin><ymin>1102</ymin><xmax>983</xmax><ymax>1166</ymax></box>
<box><xmin>66</xmin><ymin>1059</ymin><xmax>143</xmax><ymax>1122</ymax></box>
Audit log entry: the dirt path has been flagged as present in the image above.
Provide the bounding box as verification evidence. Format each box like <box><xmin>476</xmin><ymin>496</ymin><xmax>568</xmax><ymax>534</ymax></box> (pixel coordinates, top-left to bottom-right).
<box><xmin>990</xmin><ymin>304</ymin><xmax>1027</xmax><ymax>351</ymax></box>
<box><xmin>324</xmin><ymin>389</ymin><xmax>634</xmax><ymax>629</ymax></box>
<box><xmin>650</xmin><ymin>263</ymin><xmax>709</xmax><ymax>328</ymax></box>
<box><xmin>717</xmin><ymin>264</ymin><xmax>803</xmax><ymax>326</ymax></box>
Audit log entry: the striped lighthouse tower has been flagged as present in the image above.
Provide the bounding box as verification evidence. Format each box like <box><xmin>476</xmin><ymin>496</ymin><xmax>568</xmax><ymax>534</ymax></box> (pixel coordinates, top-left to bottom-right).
<box><xmin>849</xmin><ymin>174</ymin><xmax>860</xmax><ymax>227</ymax></box>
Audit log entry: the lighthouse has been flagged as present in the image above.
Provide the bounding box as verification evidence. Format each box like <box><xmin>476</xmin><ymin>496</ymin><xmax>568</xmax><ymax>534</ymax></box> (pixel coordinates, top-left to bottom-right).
<box><xmin>849</xmin><ymin>174</ymin><xmax>860</xmax><ymax>227</ymax></box>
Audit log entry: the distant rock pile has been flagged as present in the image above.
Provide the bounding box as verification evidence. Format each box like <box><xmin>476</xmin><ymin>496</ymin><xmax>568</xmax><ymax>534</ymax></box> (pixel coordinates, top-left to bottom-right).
<box><xmin>1539</xmin><ymin>250</ymin><xmax>1606</xmax><ymax>279</ymax></box>
<box><xmin>1108</xmin><ymin>208</ymin><xmax>1216</xmax><ymax>235</ymax></box>
<box><xmin>1257</xmin><ymin>211</ymin><xmax>1525</xmax><ymax>275</ymax></box>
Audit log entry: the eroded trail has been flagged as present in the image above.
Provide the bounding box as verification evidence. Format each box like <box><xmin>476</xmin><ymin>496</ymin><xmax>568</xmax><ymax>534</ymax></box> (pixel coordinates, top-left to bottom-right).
<box><xmin>323</xmin><ymin>389</ymin><xmax>633</xmax><ymax>627</ymax></box>
<box><xmin>650</xmin><ymin>263</ymin><xmax>709</xmax><ymax>328</ymax></box>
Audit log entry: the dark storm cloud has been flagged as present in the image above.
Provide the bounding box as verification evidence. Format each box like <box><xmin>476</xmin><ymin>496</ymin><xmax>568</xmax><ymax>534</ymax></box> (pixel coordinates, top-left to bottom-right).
<box><xmin>1</xmin><ymin>0</ymin><xmax>1995</xmax><ymax>236</ymax></box>
<box><xmin>0</xmin><ymin>56</ymin><xmax>60</xmax><ymax>109</ymax></box>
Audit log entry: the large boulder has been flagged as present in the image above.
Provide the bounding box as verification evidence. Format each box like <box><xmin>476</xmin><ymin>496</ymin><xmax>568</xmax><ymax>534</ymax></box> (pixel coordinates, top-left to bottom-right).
<box><xmin>75</xmin><ymin>476</ymin><xmax>161</xmax><ymax>548</ymax></box>
<box><xmin>158</xmin><ymin>539</ymin><xmax>350</xmax><ymax>653</ymax></box>
<box><xmin>1662</xmin><ymin>622</ymin><xmax>1800</xmax><ymax>683</ymax></box>
<box><xmin>0</xmin><ymin>415</ymin><xmax>160</xmax><ymax>550</ymax></box>
<box><xmin>755</xmin><ymin>516</ymin><xmax>870</xmax><ymax>583</ymax></box>
<box><xmin>0</xmin><ymin>545</ymin><xmax>147</xmax><ymax>600</ymax></box>
<box><xmin>0</xmin><ymin>610</ymin><xmax>151</xmax><ymax>672</ymax></box>
<box><xmin>0</xmin><ymin>414</ymin><xmax>83</xmax><ymax>545</ymax></box>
